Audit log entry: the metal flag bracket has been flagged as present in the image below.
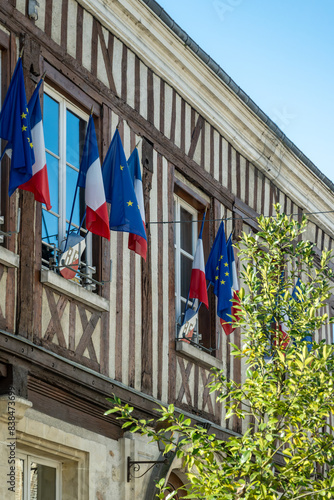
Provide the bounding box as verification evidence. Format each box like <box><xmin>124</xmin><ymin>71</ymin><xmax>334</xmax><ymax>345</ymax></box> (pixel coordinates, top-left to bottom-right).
<box><xmin>0</xmin><ymin>208</ymin><xmax>21</xmax><ymax>243</ymax></box>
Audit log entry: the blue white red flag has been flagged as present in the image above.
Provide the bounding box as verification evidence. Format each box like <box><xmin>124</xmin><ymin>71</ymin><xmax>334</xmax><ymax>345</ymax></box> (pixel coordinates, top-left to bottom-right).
<box><xmin>220</xmin><ymin>234</ymin><xmax>240</xmax><ymax>335</ymax></box>
<box><xmin>19</xmin><ymin>79</ymin><xmax>51</xmax><ymax>210</ymax></box>
<box><xmin>0</xmin><ymin>58</ymin><xmax>34</xmax><ymax>196</ymax></box>
<box><xmin>273</xmin><ymin>278</ymin><xmax>301</xmax><ymax>350</ymax></box>
<box><xmin>128</xmin><ymin>148</ymin><xmax>147</xmax><ymax>260</ymax></box>
<box><xmin>189</xmin><ymin>213</ymin><xmax>208</xmax><ymax>308</ymax></box>
<box><xmin>205</xmin><ymin>221</ymin><xmax>232</xmax><ymax>320</ymax></box>
<box><xmin>77</xmin><ymin>115</ymin><xmax>110</xmax><ymax>240</ymax></box>
<box><xmin>102</xmin><ymin>129</ymin><xmax>146</xmax><ymax>240</ymax></box>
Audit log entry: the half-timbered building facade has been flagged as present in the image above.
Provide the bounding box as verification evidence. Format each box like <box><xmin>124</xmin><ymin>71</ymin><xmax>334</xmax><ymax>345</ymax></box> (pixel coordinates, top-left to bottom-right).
<box><xmin>0</xmin><ymin>0</ymin><xmax>333</xmax><ymax>498</ymax></box>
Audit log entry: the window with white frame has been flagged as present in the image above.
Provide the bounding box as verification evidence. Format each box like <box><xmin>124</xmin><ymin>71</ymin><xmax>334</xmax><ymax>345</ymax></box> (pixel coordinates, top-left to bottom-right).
<box><xmin>42</xmin><ymin>87</ymin><xmax>93</xmax><ymax>282</ymax></box>
<box><xmin>15</xmin><ymin>453</ymin><xmax>61</xmax><ymax>500</ymax></box>
<box><xmin>174</xmin><ymin>195</ymin><xmax>198</xmax><ymax>337</ymax></box>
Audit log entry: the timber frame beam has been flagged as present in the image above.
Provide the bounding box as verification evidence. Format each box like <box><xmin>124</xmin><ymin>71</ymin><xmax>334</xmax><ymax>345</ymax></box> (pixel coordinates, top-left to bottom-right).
<box><xmin>0</xmin><ymin>1</ymin><xmax>234</xmax><ymax>211</ymax></box>
<box><xmin>0</xmin><ymin>330</ymin><xmax>236</xmax><ymax>441</ymax></box>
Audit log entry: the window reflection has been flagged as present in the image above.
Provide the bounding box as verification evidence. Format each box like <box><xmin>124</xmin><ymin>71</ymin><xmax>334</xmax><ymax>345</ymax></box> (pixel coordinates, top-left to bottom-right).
<box><xmin>42</xmin><ymin>89</ymin><xmax>88</xmax><ymax>277</ymax></box>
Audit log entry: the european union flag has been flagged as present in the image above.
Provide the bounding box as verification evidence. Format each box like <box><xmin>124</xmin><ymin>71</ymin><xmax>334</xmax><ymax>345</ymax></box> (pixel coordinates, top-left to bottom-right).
<box><xmin>102</xmin><ymin>129</ymin><xmax>146</xmax><ymax>240</ymax></box>
<box><xmin>0</xmin><ymin>58</ymin><xmax>34</xmax><ymax>196</ymax></box>
<box><xmin>205</xmin><ymin>221</ymin><xmax>232</xmax><ymax>319</ymax></box>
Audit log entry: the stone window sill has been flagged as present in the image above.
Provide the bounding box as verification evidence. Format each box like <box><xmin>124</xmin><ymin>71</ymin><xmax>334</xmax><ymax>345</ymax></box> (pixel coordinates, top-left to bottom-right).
<box><xmin>176</xmin><ymin>341</ymin><xmax>223</xmax><ymax>370</ymax></box>
<box><xmin>40</xmin><ymin>269</ymin><xmax>109</xmax><ymax>312</ymax></box>
<box><xmin>0</xmin><ymin>246</ymin><xmax>19</xmax><ymax>268</ymax></box>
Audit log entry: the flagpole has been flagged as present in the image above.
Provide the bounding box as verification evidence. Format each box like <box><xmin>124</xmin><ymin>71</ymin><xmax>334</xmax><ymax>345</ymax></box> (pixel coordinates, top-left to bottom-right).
<box><xmin>76</xmin><ymin>107</ymin><xmax>96</xmax><ymax>236</ymax></box>
<box><xmin>64</xmin><ymin>108</ymin><xmax>96</xmax><ymax>247</ymax></box>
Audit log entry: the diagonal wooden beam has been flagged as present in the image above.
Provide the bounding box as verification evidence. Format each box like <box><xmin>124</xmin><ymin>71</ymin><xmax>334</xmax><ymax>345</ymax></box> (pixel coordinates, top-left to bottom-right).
<box><xmin>75</xmin><ymin>305</ymin><xmax>101</xmax><ymax>358</ymax></box>
<box><xmin>95</xmin><ymin>21</ymin><xmax>117</xmax><ymax>94</ymax></box>
<box><xmin>201</xmin><ymin>368</ymin><xmax>214</xmax><ymax>415</ymax></box>
<box><xmin>177</xmin><ymin>357</ymin><xmax>193</xmax><ymax>406</ymax></box>
<box><xmin>187</xmin><ymin>115</ymin><xmax>204</xmax><ymax>159</ymax></box>
<box><xmin>43</xmin><ymin>288</ymin><xmax>67</xmax><ymax>347</ymax></box>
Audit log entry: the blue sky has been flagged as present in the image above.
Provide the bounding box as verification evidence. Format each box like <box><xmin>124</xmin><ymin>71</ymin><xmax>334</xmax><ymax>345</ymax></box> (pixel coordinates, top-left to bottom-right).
<box><xmin>156</xmin><ymin>0</ymin><xmax>334</xmax><ymax>184</ymax></box>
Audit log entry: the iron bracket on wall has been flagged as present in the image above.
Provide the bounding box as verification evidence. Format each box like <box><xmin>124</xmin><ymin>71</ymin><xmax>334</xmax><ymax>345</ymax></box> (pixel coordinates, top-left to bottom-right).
<box><xmin>127</xmin><ymin>456</ymin><xmax>168</xmax><ymax>482</ymax></box>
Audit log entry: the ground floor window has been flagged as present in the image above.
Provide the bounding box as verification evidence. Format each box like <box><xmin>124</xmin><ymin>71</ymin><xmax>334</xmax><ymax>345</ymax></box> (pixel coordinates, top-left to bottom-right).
<box><xmin>15</xmin><ymin>454</ymin><xmax>61</xmax><ymax>500</ymax></box>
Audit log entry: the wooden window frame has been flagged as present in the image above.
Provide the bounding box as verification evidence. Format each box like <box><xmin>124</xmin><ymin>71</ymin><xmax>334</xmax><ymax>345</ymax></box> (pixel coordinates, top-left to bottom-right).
<box><xmin>174</xmin><ymin>178</ymin><xmax>215</xmax><ymax>353</ymax></box>
<box><xmin>0</xmin><ymin>31</ymin><xmax>11</xmax><ymax>242</ymax></box>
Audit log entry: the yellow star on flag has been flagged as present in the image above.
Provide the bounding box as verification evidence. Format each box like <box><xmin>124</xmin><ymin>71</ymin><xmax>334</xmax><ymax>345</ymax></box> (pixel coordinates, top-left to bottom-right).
<box><xmin>127</xmin><ymin>200</ymin><xmax>133</xmax><ymax>207</ymax></box>
<box><xmin>120</xmin><ymin>165</ymin><xmax>124</xmax><ymax>171</ymax></box>
<box><xmin>215</xmin><ymin>276</ymin><xmax>218</xmax><ymax>281</ymax></box>
<box><xmin>30</xmin><ymin>142</ymin><xmax>34</xmax><ymax>149</ymax></box>
<box><xmin>21</xmin><ymin>112</ymin><xmax>27</xmax><ymax>119</ymax></box>
<box><xmin>22</xmin><ymin>125</ymin><xmax>27</xmax><ymax>132</ymax></box>
<box><xmin>224</xmin><ymin>262</ymin><xmax>228</xmax><ymax>267</ymax></box>
<box><xmin>225</xmin><ymin>271</ymin><xmax>229</xmax><ymax>276</ymax></box>
<box><xmin>221</xmin><ymin>280</ymin><xmax>225</xmax><ymax>285</ymax></box>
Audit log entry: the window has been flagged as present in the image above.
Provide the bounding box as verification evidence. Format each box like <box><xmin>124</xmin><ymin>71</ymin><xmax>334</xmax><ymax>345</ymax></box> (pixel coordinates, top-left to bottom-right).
<box><xmin>15</xmin><ymin>454</ymin><xmax>61</xmax><ymax>500</ymax></box>
<box><xmin>174</xmin><ymin>180</ymin><xmax>215</xmax><ymax>352</ymax></box>
<box><xmin>174</xmin><ymin>195</ymin><xmax>198</xmax><ymax>333</ymax></box>
<box><xmin>42</xmin><ymin>87</ymin><xmax>93</xmax><ymax>284</ymax></box>
<box><xmin>174</xmin><ymin>193</ymin><xmax>212</xmax><ymax>349</ymax></box>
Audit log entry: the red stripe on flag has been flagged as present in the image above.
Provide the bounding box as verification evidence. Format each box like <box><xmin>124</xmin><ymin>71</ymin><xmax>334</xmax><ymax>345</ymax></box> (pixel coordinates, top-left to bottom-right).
<box><xmin>189</xmin><ymin>268</ymin><xmax>209</xmax><ymax>308</ymax></box>
<box><xmin>128</xmin><ymin>219</ymin><xmax>147</xmax><ymax>260</ymax></box>
<box><xmin>273</xmin><ymin>325</ymin><xmax>290</xmax><ymax>350</ymax></box>
<box><xmin>220</xmin><ymin>290</ymin><xmax>240</xmax><ymax>335</ymax></box>
<box><xmin>19</xmin><ymin>164</ymin><xmax>51</xmax><ymax>210</ymax></box>
<box><xmin>128</xmin><ymin>233</ymin><xmax>147</xmax><ymax>260</ymax></box>
<box><xmin>86</xmin><ymin>203</ymin><xmax>110</xmax><ymax>240</ymax></box>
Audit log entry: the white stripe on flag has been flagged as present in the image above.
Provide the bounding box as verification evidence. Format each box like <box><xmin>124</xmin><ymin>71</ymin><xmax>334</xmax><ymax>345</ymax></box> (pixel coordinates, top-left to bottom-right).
<box><xmin>134</xmin><ymin>177</ymin><xmax>145</xmax><ymax>223</ymax></box>
<box><xmin>31</xmin><ymin>120</ymin><xmax>46</xmax><ymax>175</ymax></box>
<box><xmin>85</xmin><ymin>157</ymin><xmax>106</xmax><ymax>211</ymax></box>
<box><xmin>192</xmin><ymin>238</ymin><xmax>205</xmax><ymax>272</ymax></box>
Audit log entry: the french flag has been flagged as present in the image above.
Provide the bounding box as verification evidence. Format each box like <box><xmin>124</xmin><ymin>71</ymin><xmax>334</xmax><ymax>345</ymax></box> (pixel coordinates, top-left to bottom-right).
<box><xmin>128</xmin><ymin>148</ymin><xmax>147</xmax><ymax>260</ymax></box>
<box><xmin>275</xmin><ymin>315</ymin><xmax>290</xmax><ymax>350</ymax></box>
<box><xmin>220</xmin><ymin>234</ymin><xmax>240</xmax><ymax>335</ymax></box>
<box><xmin>19</xmin><ymin>78</ymin><xmax>51</xmax><ymax>210</ymax></box>
<box><xmin>274</xmin><ymin>279</ymin><xmax>301</xmax><ymax>350</ymax></box>
<box><xmin>77</xmin><ymin>115</ymin><xmax>110</xmax><ymax>240</ymax></box>
<box><xmin>189</xmin><ymin>213</ymin><xmax>209</xmax><ymax>308</ymax></box>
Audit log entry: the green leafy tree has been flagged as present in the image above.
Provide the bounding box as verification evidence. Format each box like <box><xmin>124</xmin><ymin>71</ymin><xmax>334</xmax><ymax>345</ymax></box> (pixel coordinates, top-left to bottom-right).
<box><xmin>106</xmin><ymin>205</ymin><xmax>334</xmax><ymax>499</ymax></box>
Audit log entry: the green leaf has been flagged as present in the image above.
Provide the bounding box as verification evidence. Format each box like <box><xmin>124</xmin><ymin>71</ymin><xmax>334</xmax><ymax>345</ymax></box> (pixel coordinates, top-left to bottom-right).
<box><xmin>240</xmin><ymin>451</ymin><xmax>251</xmax><ymax>464</ymax></box>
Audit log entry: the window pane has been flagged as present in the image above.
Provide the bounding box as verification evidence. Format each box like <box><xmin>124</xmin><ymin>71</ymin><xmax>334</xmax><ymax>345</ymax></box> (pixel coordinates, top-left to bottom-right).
<box><xmin>15</xmin><ymin>458</ymin><xmax>24</xmax><ymax>500</ymax></box>
<box><xmin>66</xmin><ymin>165</ymin><xmax>80</xmax><ymax>227</ymax></box>
<box><xmin>30</xmin><ymin>462</ymin><xmax>56</xmax><ymax>500</ymax></box>
<box><xmin>181</xmin><ymin>253</ymin><xmax>193</xmax><ymax>299</ymax></box>
<box><xmin>66</xmin><ymin>171</ymin><xmax>86</xmax><ymax>232</ymax></box>
<box><xmin>42</xmin><ymin>211</ymin><xmax>58</xmax><ymax>248</ymax></box>
<box><xmin>46</xmin><ymin>153</ymin><xmax>59</xmax><ymax>214</ymax></box>
<box><xmin>44</xmin><ymin>94</ymin><xmax>59</xmax><ymax>155</ymax></box>
<box><xmin>180</xmin><ymin>207</ymin><xmax>193</xmax><ymax>254</ymax></box>
<box><xmin>66</xmin><ymin>109</ymin><xmax>85</xmax><ymax>168</ymax></box>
